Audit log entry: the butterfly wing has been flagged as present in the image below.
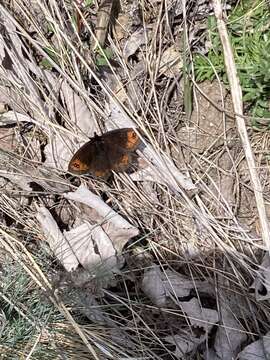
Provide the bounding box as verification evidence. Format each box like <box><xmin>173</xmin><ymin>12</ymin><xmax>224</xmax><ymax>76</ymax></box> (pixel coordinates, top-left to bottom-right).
<box><xmin>68</xmin><ymin>139</ymin><xmax>110</xmax><ymax>177</ymax></box>
<box><xmin>103</xmin><ymin>128</ymin><xmax>140</xmax><ymax>173</ymax></box>
<box><xmin>68</xmin><ymin>128</ymin><xmax>140</xmax><ymax>177</ymax></box>
<box><xmin>101</xmin><ymin>128</ymin><xmax>141</xmax><ymax>151</ymax></box>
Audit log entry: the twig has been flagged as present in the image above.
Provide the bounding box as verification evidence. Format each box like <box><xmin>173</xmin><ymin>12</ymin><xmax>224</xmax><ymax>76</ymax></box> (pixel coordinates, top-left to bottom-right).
<box><xmin>211</xmin><ymin>0</ymin><xmax>270</xmax><ymax>251</ymax></box>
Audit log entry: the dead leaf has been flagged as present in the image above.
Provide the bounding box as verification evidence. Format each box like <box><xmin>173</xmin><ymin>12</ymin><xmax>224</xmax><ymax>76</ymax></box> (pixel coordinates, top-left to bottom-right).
<box><xmin>64</xmin><ymin>185</ymin><xmax>139</xmax><ymax>253</ymax></box>
<box><xmin>63</xmin><ymin>222</ymin><xmax>119</xmax><ymax>272</ymax></box>
<box><xmin>0</xmin><ymin>127</ymin><xmax>18</xmax><ymax>152</ymax></box>
<box><xmin>44</xmin><ymin>81</ymin><xmax>100</xmax><ymax>172</ymax></box>
<box><xmin>0</xmin><ymin>172</ymin><xmax>33</xmax><ymax>192</ymax></box>
<box><xmin>141</xmin><ymin>265</ymin><xmax>214</xmax><ymax>307</ymax></box>
<box><xmin>0</xmin><ymin>145</ymin><xmax>70</xmax><ymax>193</ymax></box>
<box><xmin>114</xmin><ymin>14</ymin><xmax>130</xmax><ymax>42</ymax></box>
<box><xmin>141</xmin><ymin>264</ymin><xmax>166</xmax><ymax>306</ymax></box>
<box><xmin>36</xmin><ymin>206</ymin><xmax>79</xmax><ymax>272</ymax></box>
<box><xmin>180</xmin><ymin>298</ymin><xmax>218</xmax><ymax>332</ymax></box>
<box><xmin>60</xmin><ymin>80</ymin><xmax>97</xmax><ymax>137</ymax></box>
<box><xmin>238</xmin><ymin>331</ymin><xmax>270</xmax><ymax>360</ymax></box>
<box><xmin>0</xmin><ymin>110</ymin><xmax>38</xmax><ymax>127</ymax></box>
<box><xmin>159</xmin><ymin>45</ymin><xmax>183</xmax><ymax>77</ymax></box>
<box><xmin>106</xmin><ymin>99</ymin><xmax>135</xmax><ymax>129</ymax></box>
<box><xmin>140</xmin><ymin>146</ymin><xmax>197</xmax><ymax>193</ymax></box>
<box><xmin>44</xmin><ymin>131</ymin><xmax>77</xmax><ymax>171</ymax></box>
<box><xmin>210</xmin><ymin>307</ymin><xmax>247</xmax><ymax>360</ymax></box>
<box><xmin>165</xmin><ymin>332</ymin><xmax>206</xmax><ymax>359</ymax></box>
<box><xmin>123</xmin><ymin>28</ymin><xmax>148</xmax><ymax>59</ymax></box>
<box><xmin>0</xmin><ymin>12</ymin><xmax>43</xmax><ymax>103</ymax></box>
<box><xmin>37</xmin><ymin>218</ymin><xmax>123</xmax><ymax>273</ymax></box>
<box><xmin>107</xmin><ymin>61</ymin><xmax>145</xmax><ymax>113</ymax></box>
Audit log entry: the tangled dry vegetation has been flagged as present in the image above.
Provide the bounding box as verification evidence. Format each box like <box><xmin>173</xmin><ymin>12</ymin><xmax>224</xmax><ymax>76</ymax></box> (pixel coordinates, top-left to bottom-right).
<box><xmin>1</xmin><ymin>0</ymin><xmax>270</xmax><ymax>359</ymax></box>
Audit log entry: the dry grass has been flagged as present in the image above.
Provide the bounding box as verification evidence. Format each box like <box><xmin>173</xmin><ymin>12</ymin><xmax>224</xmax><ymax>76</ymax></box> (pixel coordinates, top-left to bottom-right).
<box><xmin>1</xmin><ymin>0</ymin><xmax>270</xmax><ymax>359</ymax></box>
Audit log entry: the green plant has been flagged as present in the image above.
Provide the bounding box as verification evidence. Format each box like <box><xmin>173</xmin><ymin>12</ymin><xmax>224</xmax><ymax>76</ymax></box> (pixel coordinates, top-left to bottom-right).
<box><xmin>95</xmin><ymin>47</ymin><xmax>113</xmax><ymax>67</ymax></box>
<box><xmin>0</xmin><ymin>255</ymin><xmax>64</xmax><ymax>358</ymax></box>
<box><xmin>40</xmin><ymin>46</ymin><xmax>59</xmax><ymax>69</ymax></box>
<box><xmin>194</xmin><ymin>0</ymin><xmax>270</xmax><ymax>123</ymax></box>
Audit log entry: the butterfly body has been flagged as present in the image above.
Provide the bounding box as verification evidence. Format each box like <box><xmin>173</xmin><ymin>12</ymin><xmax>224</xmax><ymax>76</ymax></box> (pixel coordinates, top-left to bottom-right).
<box><xmin>68</xmin><ymin>128</ymin><xmax>140</xmax><ymax>178</ymax></box>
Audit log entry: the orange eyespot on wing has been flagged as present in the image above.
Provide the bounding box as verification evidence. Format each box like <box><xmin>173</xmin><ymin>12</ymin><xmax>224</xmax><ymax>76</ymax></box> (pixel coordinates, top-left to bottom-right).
<box><xmin>68</xmin><ymin>158</ymin><xmax>90</xmax><ymax>174</ymax></box>
<box><xmin>125</xmin><ymin>129</ymin><xmax>140</xmax><ymax>150</ymax></box>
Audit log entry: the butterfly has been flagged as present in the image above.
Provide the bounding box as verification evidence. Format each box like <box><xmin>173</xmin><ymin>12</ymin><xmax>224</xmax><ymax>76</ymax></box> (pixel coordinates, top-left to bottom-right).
<box><xmin>68</xmin><ymin>128</ymin><xmax>141</xmax><ymax>179</ymax></box>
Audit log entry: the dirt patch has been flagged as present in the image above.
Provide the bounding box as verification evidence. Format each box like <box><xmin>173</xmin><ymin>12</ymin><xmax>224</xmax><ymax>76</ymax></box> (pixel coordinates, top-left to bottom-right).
<box><xmin>178</xmin><ymin>80</ymin><xmax>235</xmax><ymax>153</ymax></box>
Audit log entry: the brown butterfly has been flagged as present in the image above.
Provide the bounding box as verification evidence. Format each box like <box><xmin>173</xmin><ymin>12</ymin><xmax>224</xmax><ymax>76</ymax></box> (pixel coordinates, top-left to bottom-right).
<box><xmin>68</xmin><ymin>128</ymin><xmax>141</xmax><ymax>178</ymax></box>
